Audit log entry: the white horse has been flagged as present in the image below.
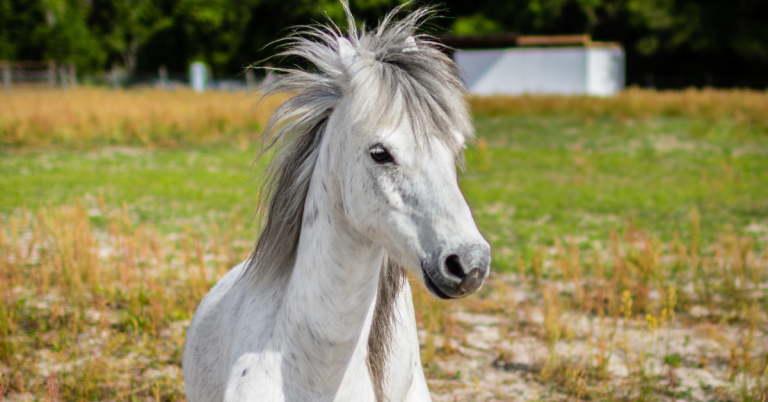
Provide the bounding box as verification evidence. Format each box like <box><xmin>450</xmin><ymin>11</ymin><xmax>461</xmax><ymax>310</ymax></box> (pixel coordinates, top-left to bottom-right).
<box><xmin>183</xmin><ymin>4</ymin><xmax>490</xmax><ymax>401</ymax></box>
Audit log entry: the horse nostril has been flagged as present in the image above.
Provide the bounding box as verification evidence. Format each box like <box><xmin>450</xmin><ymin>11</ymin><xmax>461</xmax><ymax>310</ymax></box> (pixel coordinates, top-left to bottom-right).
<box><xmin>444</xmin><ymin>254</ymin><xmax>465</xmax><ymax>279</ymax></box>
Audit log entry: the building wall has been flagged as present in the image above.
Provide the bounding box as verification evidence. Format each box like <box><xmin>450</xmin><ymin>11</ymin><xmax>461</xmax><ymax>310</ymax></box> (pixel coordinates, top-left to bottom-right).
<box><xmin>454</xmin><ymin>46</ymin><xmax>624</xmax><ymax>96</ymax></box>
<box><xmin>586</xmin><ymin>47</ymin><xmax>624</xmax><ymax>96</ymax></box>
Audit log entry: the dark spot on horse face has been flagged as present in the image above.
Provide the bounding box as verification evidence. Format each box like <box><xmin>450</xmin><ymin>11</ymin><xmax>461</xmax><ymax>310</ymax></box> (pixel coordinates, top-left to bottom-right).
<box><xmin>242</xmin><ymin>369</ymin><xmax>247</xmax><ymax>376</ymax></box>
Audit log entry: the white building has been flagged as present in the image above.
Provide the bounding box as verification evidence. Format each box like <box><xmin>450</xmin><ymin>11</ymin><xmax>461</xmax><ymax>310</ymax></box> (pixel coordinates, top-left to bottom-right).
<box><xmin>453</xmin><ymin>35</ymin><xmax>624</xmax><ymax>96</ymax></box>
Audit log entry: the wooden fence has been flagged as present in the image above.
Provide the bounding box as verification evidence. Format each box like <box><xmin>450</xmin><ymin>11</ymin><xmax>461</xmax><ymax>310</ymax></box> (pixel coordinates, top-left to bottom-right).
<box><xmin>0</xmin><ymin>61</ymin><xmax>77</xmax><ymax>93</ymax></box>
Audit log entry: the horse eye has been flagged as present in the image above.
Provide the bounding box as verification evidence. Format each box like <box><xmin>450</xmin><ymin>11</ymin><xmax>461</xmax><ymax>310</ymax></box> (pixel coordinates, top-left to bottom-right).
<box><xmin>369</xmin><ymin>145</ymin><xmax>394</xmax><ymax>164</ymax></box>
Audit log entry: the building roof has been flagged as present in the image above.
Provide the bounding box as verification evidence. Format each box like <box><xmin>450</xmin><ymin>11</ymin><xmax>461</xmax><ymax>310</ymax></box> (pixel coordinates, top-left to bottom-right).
<box><xmin>437</xmin><ymin>34</ymin><xmax>620</xmax><ymax>50</ymax></box>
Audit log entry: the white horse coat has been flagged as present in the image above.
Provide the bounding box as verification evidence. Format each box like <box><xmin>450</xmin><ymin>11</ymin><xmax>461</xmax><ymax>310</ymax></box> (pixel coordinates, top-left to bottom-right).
<box><xmin>183</xmin><ymin>4</ymin><xmax>490</xmax><ymax>401</ymax></box>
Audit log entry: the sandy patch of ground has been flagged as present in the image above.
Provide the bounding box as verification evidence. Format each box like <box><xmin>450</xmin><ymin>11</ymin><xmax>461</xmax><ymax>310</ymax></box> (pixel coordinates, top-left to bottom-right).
<box><xmin>423</xmin><ymin>274</ymin><xmax>768</xmax><ymax>402</ymax></box>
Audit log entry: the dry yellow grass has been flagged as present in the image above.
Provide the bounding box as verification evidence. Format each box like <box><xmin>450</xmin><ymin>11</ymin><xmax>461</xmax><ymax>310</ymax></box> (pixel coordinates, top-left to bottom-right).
<box><xmin>0</xmin><ymin>200</ymin><xmax>253</xmax><ymax>400</ymax></box>
<box><xmin>0</xmin><ymin>88</ymin><xmax>287</xmax><ymax>148</ymax></box>
<box><xmin>1</xmin><ymin>201</ymin><xmax>766</xmax><ymax>401</ymax></box>
<box><xmin>2</xmin><ymin>87</ymin><xmax>767</xmax><ymax>400</ymax></box>
<box><xmin>471</xmin><ymin>88</ymin><xmax>768</xmax><ymax>130</ymax></box>
<box><xmin>412</xmin><ymin>215</ymin><xmax>768</xmax><ymax>401</ymax></box>
<box><xmin>2</xmin><ymin>87</ymin><xmax>768</xmax><ymax>149</ymax></box>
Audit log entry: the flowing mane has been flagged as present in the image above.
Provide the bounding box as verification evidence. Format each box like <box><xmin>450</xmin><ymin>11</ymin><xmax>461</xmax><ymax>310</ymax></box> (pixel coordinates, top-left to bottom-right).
<box><xmin>242</xmin><ymin>3</ymin><xmax>473</xmax><ymax>400</ymax></box>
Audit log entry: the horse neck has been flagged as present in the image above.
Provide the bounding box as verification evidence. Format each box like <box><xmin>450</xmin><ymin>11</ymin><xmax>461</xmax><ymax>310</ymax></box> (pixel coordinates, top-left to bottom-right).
<box><xmin>275</xmin><ymin>156</ymin><xmax>383</xmax><ymax>396</ymax></box>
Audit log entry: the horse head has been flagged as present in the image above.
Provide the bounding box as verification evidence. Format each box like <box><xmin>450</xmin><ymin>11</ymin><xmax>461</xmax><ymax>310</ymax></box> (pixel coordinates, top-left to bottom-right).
<box><xmin>318</xmin><ymin>32</ymin><xmax>491</xmax><ymax>299</ymax></box>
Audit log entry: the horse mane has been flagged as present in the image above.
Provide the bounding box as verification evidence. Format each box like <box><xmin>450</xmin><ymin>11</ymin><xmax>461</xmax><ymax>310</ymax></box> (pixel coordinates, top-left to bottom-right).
<box><xmin>244</xmin><ymin>2</ymin><xmax>472</xmax><ymax>400</ymax></box>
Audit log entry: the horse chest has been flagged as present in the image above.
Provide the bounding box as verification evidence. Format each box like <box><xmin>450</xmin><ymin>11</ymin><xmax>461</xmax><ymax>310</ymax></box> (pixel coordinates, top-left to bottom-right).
<box><xmin>221</xmin><ymin>299</ymin><xmax>378</xmax><ymax>401</ymax></box>
<box><xmin>223</xmin><ymin>346</ymin><xmax>377</xmax><ymax>402</ymax></box>
<box><xmin>224</xmin><ymin>310</ymin><xmax>420</xmax><ymax>402</ymax></box>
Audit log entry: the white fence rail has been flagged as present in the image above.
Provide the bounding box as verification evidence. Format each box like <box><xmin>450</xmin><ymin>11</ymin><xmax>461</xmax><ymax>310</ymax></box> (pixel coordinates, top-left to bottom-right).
<box><xmin>1</xmin><ymin>61</ymin><xmax>77</xmax><ymax>93</ymax></box>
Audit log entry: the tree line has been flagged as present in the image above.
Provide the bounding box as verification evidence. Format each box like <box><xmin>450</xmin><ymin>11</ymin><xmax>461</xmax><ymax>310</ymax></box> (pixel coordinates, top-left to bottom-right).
<box><xmin>1</xmin><ymin>0</ymin><xmax>766</xmax><ymax>88</ymax></box>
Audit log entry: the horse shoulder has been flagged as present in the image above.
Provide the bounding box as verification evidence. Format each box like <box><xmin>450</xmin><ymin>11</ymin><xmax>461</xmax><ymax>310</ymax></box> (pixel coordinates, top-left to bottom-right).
<box><xmin>223</xmin><ymin>349</ymin><xmax>286</xmax><ymax>402</ymax></box>
<box><xmin>185</xmin><ymin>262</ymin><xmax>284</xmax><ymax>401</ymax></box>
<box><xmin>184</xmin><ymin>262</ymin><xmax>242</xmax><ymax>400</ymax></box>
<box><xmin>223</xmin><ymin>283</ymin><xmax>288</xmax><ymax>401</ymax></box>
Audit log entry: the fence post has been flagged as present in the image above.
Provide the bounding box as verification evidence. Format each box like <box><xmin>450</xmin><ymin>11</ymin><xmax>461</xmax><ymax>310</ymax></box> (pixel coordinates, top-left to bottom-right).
<box><xmin>49</xmin><ymin>61</ymin><xmax>56</xmax><ymax>88</ymax></box>
<box><xmin>68</xmin><ymin>63</ymin><xmax>77</xmax><ymax>88</ymax></box>
<box><xmin>245</xmin><ymin>69</ymin><xmax>254</xmax><ymax>91</ymax></box>
<box><xmin>2</xmin><ymin>62</ymin><xmax>10</xmax><ymax>94</ymax></box>
<box><xmin>110</xmin><ymin>64</ymin><xmax>120</xmax><ymax>89</ymax></box>
<box><xmin>59</xmin><ymin>65</ymin><xmax>68</xmax><ymax>92</ymax></box>
<box><xmin>190</xmin><ymin>62</ymin><xmax>206</xmax><ymax>93</ymax></box>
<box><xmin>159</xmin><ymin>65</ymin><xmax>168</xmax><ymax>88</ymax></box>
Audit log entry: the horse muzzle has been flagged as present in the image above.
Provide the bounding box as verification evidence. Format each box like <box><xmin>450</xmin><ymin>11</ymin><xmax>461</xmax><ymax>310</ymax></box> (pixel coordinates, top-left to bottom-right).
<box><xmin>422</xmin><ymin>243</ymin><xmax>491</xmax><ymax>299</ymax></box>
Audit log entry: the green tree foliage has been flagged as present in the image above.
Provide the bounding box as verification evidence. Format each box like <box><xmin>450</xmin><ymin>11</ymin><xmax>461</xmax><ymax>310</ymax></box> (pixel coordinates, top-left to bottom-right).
<box><xmin>451</xmin><ymin>14</ymin><xmax>504</xmax><ymax>36</ymax></box>
<box><xmin>0</xmin><ymin>0</ymin><xmax>766</xmax><ymax>86</ymax></box>
<box><xmin>440</xmin><ymin>0</ymin><xmax>768</xmax><ymax>86</ymax></box>
<box><xmin>0</xmin><ymin>0</ymin><xmax>17</xmax><ymax>60</ymax></box>
<box><xmin>1</xmin><ymin>0</ymin><xmax>105</xmax><ymax>70</ymax></box>
<box><xmin>41</xmin><ymin>0</ymin><xmax>105</xmax><ymax>71</ymax></box>
<box><xmin>98</xmin><ymin>0</ymin><xmax>172</xmax><ymax>74</ymax></box>
<box><xmin>172</xmin><ymin>0</ymin><xmax>260</xmax><ymax>73</ymax></box>
<box><xmin>0</xmin><ymin>0</ymin><xmax>46</xmax><ymax>61</ymax></box>
<box><xmin>441</xmin><ymin>0</ymin><xmax>768</xmax><ymax>62</ymax></box>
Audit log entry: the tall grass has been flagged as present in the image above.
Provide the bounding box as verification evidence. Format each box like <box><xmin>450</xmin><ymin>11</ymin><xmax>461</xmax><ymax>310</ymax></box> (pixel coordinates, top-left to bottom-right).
<box><xmin>0</xmin><ymin>88</ymin><xmax>287</xmax><ymax>148</ymax></box>
<box><xmin>1</xmin><ymin>206</ymin><xmax>765</xmax><ymax>399</ymax></box>
<box><xmin>2</xmin><ymin>87</ymin><xmax>767</xmax><ymax>149</ymax></box>
<box><xmin>416</xmin><ymin>213</ymin><xmax>768</xmax><ymax>400</ymax></box>
<box><xmin>2</xmin><ymin>88</ymin><xmax>767</xmax><ymax>400</ymax></box>
<box><xmin>0</xmin><ymin>200</ymin><xmax>252</xmax><ymax>400</ymax></box>
<box><xmin>471</xmin><ymin>88</ymin><xmax>768</xmax><ymax>133</ymax></box>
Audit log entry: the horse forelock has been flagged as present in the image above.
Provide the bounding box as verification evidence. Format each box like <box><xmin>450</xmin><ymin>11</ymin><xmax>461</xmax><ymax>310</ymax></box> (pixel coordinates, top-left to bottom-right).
<box><xmin>243</xmin><ymin>2</ymin><xmax>470</xmax><ymax>399</ymax></box>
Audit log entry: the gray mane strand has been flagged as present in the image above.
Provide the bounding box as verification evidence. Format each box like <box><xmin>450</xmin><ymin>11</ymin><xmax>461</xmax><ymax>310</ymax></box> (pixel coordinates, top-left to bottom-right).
<box><xmin>243</xmin><ymin>2</ymin><xmax>473</xmax><ymax>400</ymax></box>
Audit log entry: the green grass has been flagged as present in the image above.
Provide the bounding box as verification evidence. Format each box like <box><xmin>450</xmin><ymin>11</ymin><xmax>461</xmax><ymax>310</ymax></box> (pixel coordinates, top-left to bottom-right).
<box><xmin>1</xmin><ymin>144</ymin><xmax>266</xmax><ymax>234</ymax></box>
<box><xmin>463</xmin><ymin>116</ymin><xmax>768</xmax><ymax>269</ymax></box>
<box><xmin>3</xmin><ymin>116</ymin><xmax>767</xmax><ymax>270</ymax></box>
<box><xmin>2</xmin><ymin>114</ymin><xmax>767</xmax><ymax>401</ymax></box>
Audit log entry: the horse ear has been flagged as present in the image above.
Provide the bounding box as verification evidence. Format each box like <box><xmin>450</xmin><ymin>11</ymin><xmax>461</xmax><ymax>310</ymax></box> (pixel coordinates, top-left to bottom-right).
<box><xmin>336</xmin><ymin>37</ymin><xmax>357</xmax><ymax>70</ymax></box>
<box><xmin>403</xmin><ymin>36</ymin><xmax>418</xmax><ymax>53</ymax></box>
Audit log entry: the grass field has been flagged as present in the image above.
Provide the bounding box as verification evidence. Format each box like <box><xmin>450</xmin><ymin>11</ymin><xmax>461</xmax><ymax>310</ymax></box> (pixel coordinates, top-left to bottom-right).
<box><xmin>1</xmin><ymin>89</ymin><xmax>767</xmax><ymax>401</ymax></box>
